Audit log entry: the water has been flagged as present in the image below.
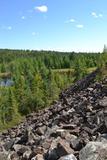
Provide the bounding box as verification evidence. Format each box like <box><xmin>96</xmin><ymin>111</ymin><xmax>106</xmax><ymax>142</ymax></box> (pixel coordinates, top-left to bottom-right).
<box><xmin>0</xmin><ymin>79</ymin><xmax>14</xmax><ymax>87</ymax></box>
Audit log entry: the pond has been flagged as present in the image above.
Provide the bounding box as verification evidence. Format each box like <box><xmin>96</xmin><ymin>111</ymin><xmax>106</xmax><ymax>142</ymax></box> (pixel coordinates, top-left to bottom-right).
<box><xmin>0</xmin><ymin>79</ymin><xmax>14</xmax><ymax>87</ymax></box>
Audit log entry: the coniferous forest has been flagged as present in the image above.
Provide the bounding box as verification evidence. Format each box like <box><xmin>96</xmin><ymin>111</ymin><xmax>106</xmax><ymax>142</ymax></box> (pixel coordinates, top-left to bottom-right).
<box><xmin>0</xmin><ymin>49</ymin><xmax>107</xmax><ymax>130</ymax></box>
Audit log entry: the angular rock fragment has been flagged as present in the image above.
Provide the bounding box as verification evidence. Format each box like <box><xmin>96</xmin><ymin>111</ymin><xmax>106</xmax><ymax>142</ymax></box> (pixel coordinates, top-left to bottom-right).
<box><xmin>99</xmin><ymin>96</ymin><xmax>107</xmax><ymax>107</ymax></box>
<box><xmin>0</xmin><ymin>152</ymin><xmax>8</xmax><ymax>160</ymax></box>
<box><xmin>70</xmin><ymin>138</ymin><xmax>83</xmax><ymax>151</ymax></box>
<box><xmin>36</xmin><ymin>126</ymin><xmax>47</xmax><ymax>136</ymax></box>
<box><xmin>23</xmin><ymin>150</ymin><xmax>32</xmax><ymax>159</ymax></box>
<box><xmin>79</xmin><ymin>141</ymin><xmax>107</xmax><ymax>160</ymax></box>
<box><xmin>56</xmin><ymin>139</ymin><xmax>74</xmax><ymax>157</ymax></box>
<box><xmin>35</xmin><ymin>154</ymin><xmax>44</xmax><ymax>160</ymax></box>
<box><xmin>3</xmin><ymin>139</ymin><xmax>15</xmax><ymax>151</ymax></box>
<box><xmin>58</xmin><ymin>154</ymin><xmax>77</xmax><ymax>160</ymax></box>
<box><xmin>13</xmin><ymin>144</ymin><xmax>31</xmax><ymax>156</ymax></box>
<box><xmin>9</xmin><ymin>151</ymin><xmax>19</xmax><ymax>160</ymax></box>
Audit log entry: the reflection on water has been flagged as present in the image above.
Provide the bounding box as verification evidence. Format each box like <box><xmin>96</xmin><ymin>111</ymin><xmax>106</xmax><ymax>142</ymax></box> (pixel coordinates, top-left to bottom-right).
<box><xmin>0</xmin><ymin>79</ymin><xmax>14</xmax><ymax>87</ymax></box>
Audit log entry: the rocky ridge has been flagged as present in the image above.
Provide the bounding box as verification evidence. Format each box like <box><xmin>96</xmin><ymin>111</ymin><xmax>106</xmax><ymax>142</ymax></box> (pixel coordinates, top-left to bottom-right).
<box><xmin>0</xmin><ymin>69</ymin><xmax>107</xmax><ymax>160</ymax></box>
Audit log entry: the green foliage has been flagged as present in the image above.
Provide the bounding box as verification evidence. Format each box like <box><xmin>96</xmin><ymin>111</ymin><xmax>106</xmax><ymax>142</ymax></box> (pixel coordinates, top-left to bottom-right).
<box><xmin>0</xmin><ymin>49</ymin><xmax>106</xmax><ymax>130</ymax></box>
<box><xmin>74</xmin><ymin>55</ymin><xmax>88</xmax><ymax>81</ymax></box>
<box><xmin>32</xmin><ymin>73</ymin><xmax>45</xmax><ymax>110</ymax></box>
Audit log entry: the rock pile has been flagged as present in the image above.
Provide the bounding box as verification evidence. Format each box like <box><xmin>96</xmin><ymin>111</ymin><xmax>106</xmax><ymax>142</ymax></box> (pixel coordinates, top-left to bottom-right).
<box><xmin>0</xmin><ymin>69</ymin><xmax>107</xmax><ymax>160</ymax></box>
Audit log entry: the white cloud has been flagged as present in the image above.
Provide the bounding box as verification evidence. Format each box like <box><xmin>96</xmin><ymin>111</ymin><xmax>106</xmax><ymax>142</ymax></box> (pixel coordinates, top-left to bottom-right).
<box><xmin>65</xmin><ymin>18</ymin><xmax>76</xmax><ymax>23</ymax></box>
<box><xmin>32</xmin><ymin>32</ymin><xmax>39</xmax><ymax>36</ymax></box>
<box><xmin>1</xmin><ymin>25</ymin><xmax>12</xmax><ymax>31</ymax></box>
<box><xmin>99</xmin><ymin>14</ymin><xmax>103</xmax><ymax>18</ymax></box>
<box><xmin>65</xmin><ymin>18</ymin><xmax>84</xmax><ymax>29</ymax></box>
<box><xmin>21</xmin><ymin>16</ymin><xmax>26</xmax><ymax>20</ymax></box>
<box><xmin>35</xmin><ymin>5</ymin><xmax>48</xmax><ymax>12</ymax></box>
<box><xmin>7</xmin><ymin>26</ymin><xmax>12</xmax><ymax>30</ymax></box>
<box><xmin>91</xmin><ymin>12</ymin><xmax>98</xmax><ymax>18</ymax></box>
<box><xmin>91</xmin><ymin>12</ymin><xmax>103</xmax><ymax>18</ymax></box>
<box><xmin>76</xmin><ymin>24</ymin><xmax>84</xmax><ymax>28</ymax></box>
<box><xmin>70</xmin><ymin>19</ymin><xmax>75</xmax><ymax>22</ymax></box>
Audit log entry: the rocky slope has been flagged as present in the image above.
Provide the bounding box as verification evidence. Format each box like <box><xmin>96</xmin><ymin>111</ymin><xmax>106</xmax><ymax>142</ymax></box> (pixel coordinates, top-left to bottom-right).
<box><xmin>0</xmin><ymin>69</ymin><xmax>107</xmax><ymax>160</ymax></box>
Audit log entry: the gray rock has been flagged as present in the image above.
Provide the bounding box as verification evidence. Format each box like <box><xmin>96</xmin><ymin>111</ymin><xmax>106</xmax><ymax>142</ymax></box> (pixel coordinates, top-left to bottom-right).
<box><xmin>55</xmin><ymin>129</ymin><xmax>66</xmax><ymax>138</ymax></box>
<box><xmin>31</xmin><ymin>154</ymin><xmax>44</xmax><ymax>160</ymax></box>
<box><xmin>36</xmin><ymin>126</ymin><xmax>47</xmax><ymax>136</ymax></box>
<box><xmin>58</xmin><ymin>154</ymin><xmax>77</xmax><ymax>160</ymax></box>
<box><xmin>99</xmin><ymin>96</ymin><xmax>107</xmax><ymax>107</ymax></box>
<box><xmin>23</xmin><ymin>150</ymin><xmax>32</xmax><ymax>159</ymax></box>
<box><xmin>79</xmin><ymin>141</ymin><xmax>107</xmax><ymax>160</ymax></box>
<box><xmin>3</xmin><ymin>140</ymin><xmax>15</xmax><ymax>151</ymax></box>
<box><xmin>13</xmin><ymin>144</ymin><xmax>31</xmax><ymax>156</ymax></box>
<box><xmin>8</xmin><ymin>151</ymin><xmax>19</xmax><ymax>160</ymax></box>
<box><xmin>46</xmin><ymin>138</ymin><xmax>74</xmax><ymax>160</ymax></box>
<box><xmin>27</xmin><ymin>127</ymin><xmax>40</xmax><ymax>145</ymax></box>
<box><xmin>31</xmin><ymin>157</ymin><xmax>36</xmax><ymax>160</ymax></box>
<box><xmin>57</xmin><ymin>139</ymin><xmax>74</xmax><ymax>157</ymax></box>
<box><xmin>46</xmin><ymin>148</ymin><xmax>58</xmax><ymax>160</ymax></box>
<box><xmin>65</xmin><ymin>134</ymin><xmax>77</xmax><ymax>143</ymax></box>
<box><xmin>10</xmin><ymin>131</ymin><xmax>16</xmax><ymax>138</ymax></box>
<box><xmin>102</xmin><ymin>85</ymin><xmax>107</xmax><ymax>94</ymax></box>
<box><xmin>97</xmin><ymin>133</ymin><xmax>107</xmax><ymax>143</ymax></box>
<box><xmin>70</xmin><ymin>138</ymin><xmax>83</xmax><ymax>151</ymax></box>
<box><xmin>0</xmin><ymin>152</ymin><xmax>8</xmax><ymax>160</ymax></box>
<box><xmin>42</xmin><ymin>139</ymin><xmax>52</xmax><ymax>150</ymax></box>
<box><xmin>46</xmin><ymin>137</ymin><xmax>61</xmax><ymax>160</ymax></box>
<box><xmin>87</xmin><ymin>88</ymin><xmax>93</xmax><ymax>91</ymax></box>
<box><xmin>35</xmin><ymin>154</ymin><xmax>44</xmax><ymax>160</ymax></box>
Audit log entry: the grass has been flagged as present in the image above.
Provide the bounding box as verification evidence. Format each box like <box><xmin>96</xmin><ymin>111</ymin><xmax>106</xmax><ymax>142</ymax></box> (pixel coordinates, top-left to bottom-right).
<box><xmin>0</xmin><ymin>72</ymin><xmax>11</xmax><ymax>78</ymax></box>
<box><xmin>87</xmin><ymin>67</ymin><xmax>97</xmax><ymax>73</ymax></box>
<box><xmin>0</xmin><ymin>116</ymin><xmax>24</xmax><ymax>132</ymax></box>
<box><xmin>52</xmin><ymin>68</ymin><xmax>74</xmax><ymax>73</ymax></box>
<box><xmin>52</xmin><ymin>67</ymin><xmax>97</xmax><ymax>74</ymax></box>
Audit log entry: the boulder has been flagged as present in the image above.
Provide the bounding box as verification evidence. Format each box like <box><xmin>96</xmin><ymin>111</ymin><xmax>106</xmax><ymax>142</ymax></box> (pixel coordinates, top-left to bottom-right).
<box><xmin>65</xmin><ymin>133</ymin><xmax>77</xmax><ymax>143</ymax></box>
<box><xmin>58</xmin><ymin>154</ymin><xmax>77</xmax><ymax>160</ymax></box>
<box><xmin>46</xmin><ymin>148</ymin><xmax>58</xmax><ymax>160</ymax></box>
<box><xmin>79</xmin><ymin>141</ymin><xmax>107</xmax><ymax>160</ymax></box>
<box><xmin>8</xmin><ymin>151</ymin><xmax>19</xmax><ymax>160</ymax></box>
<box><xmin>36</xmin><ymin>126</ymin><xmax>47</xmax><ymax>136</ymax></box>
<box><xmin>57</xmin><ymin>139</ymin><xmax>74</xmax><ymax>157</ymax></box>
<box><xmin>13</xmin><ymin>144</ymin><xmax>31</xmax><ymax>156</ymax></box>
<box><xmin>100</xmin><ymin>133</ymin><xmax>107</xmax><ymax>143</ymax></box>
<box><xmin>45</xmin><ymin>137</ymin><xmax>60</xmax><ymax>160</ymax></box>
<box><xmin>3</xmin><ymin>140</ymin><xmax>15</xmax><ymax>151</ymax></box>
<box><xmin>23</xmin><ymin>150</ymin><xmax>32</xmax><ymax>159</ymax></box>
<box><xmin>36</xmin><ymin>154</ymin><xmax>44</xmax><ymax>160</ymax></box>
<box><xmin>42</xmin><ymin>139</ymin><xmax>52</xmax><ymax>150</ymax></box>
<box><xmin>46</xmin><ymin>138</ymin><xmax>74</xmax><ymax>160</ymax></box>
<box><xmin>99</xmin><ymin>96</ymin><xmax>107</xmax><ymax>107</ymax></box>
<box><xmin>0</xmin><ymin>152</ymin><xmax>8</xmax><ymax>160</ymax></box>
<box><xmin>70</xmin><ymin>138</ymin><xmax>83</xmax><ymax>151</ymax></box>
<box><xmin>32</xmin><ymin>154</ymin><xmax>44</xmax><ymax>160</ymax></box>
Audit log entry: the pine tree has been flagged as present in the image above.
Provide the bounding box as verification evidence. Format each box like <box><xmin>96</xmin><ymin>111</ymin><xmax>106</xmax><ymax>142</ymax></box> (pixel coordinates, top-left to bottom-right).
<box><xmin>7</xmin><ymin>87</ymin><xmax>21</xmax><ymax>122</ymax></box>
<box><xmin>32</xmin><ymin>72</ymin><xmax>45</xmax><ymax>110</ymax></box>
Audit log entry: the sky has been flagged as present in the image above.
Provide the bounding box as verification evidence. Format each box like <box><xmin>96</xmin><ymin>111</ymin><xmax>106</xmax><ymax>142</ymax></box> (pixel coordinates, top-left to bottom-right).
<box><xmin>0</xmin><ymin>0</ymin><xmax>107</xmax><ymax>52</ymax></box>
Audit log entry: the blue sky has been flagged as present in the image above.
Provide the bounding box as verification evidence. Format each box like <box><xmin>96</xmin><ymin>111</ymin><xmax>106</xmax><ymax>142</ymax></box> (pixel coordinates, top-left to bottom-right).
<box><xmin>0</xmin><ymin>0</ymin><xmax>107</xmax><ymax>52</ymax></box>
